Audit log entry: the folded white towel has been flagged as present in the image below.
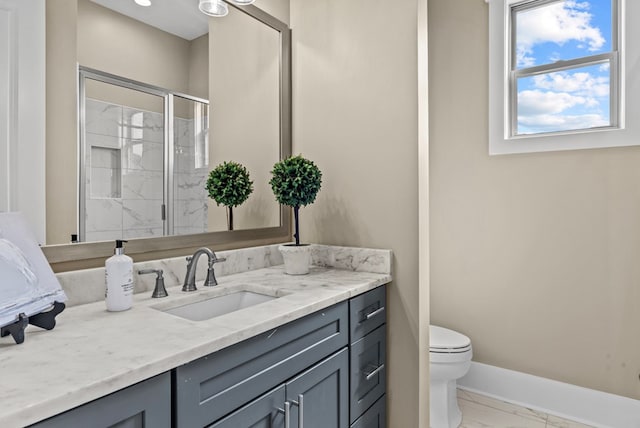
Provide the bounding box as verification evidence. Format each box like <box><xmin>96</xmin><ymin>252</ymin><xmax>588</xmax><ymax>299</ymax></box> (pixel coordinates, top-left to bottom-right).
<box><xmin>0</xmin><ymin>212</ymin><xmax>67</xmax><ymax>329</ymax></box>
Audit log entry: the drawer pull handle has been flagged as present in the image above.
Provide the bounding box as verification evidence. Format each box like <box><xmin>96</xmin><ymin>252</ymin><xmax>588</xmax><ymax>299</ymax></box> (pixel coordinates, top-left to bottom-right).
<box><xmin>364</xmin><ymin>363</ymin><xmax>385</xmax><ymax>381</ymax></box>
<box><xmin>363</xmin><ymin>306</ymin><xmax>385</xmax><ymax>322</ymax></box>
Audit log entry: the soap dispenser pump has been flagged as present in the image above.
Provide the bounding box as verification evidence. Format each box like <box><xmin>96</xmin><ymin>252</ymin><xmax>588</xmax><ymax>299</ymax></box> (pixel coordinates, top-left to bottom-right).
<box><xmin>105</xmin><ymin>240</ymin><xmax>134</xmax><ymax>312</ymax></box>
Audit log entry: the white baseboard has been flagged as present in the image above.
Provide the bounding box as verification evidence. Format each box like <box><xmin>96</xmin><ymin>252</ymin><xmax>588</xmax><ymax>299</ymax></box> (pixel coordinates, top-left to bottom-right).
<box><xmin>457</xmin><ymin>362</ymin><xmax>640</xmax><ymax>428</ymax></box>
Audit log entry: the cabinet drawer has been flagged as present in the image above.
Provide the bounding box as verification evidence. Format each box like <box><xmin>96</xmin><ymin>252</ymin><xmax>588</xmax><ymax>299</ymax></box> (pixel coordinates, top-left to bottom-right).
<box><xmin>175</xmin><ymin>301</ymin><xmax>349</xmax><ymax>427</ymax></box>
<box><xmin>350</xmin><ymin>395</ymin><xmax>386</xmax><ymax>428</ymax></box>
<box><xmin>349</xmin><ymin>285</ymin><xmax>386</xmax><ymax>343</ymax></box>
<box><xmin>29</xmin><ymin>373</ymin><xmax>171</xmax><ymax>428</ymax></box>
<box><xmin>350</xmin><ymin>325</ymin><xmax>386</xmax><ymax>423</ymax></box>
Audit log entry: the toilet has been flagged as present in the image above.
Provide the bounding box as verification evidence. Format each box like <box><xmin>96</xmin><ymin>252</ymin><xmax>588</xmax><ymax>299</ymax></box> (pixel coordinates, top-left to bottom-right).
<box><xmin>429</xmin><ymin>325</ymin><xmax>473</xmax><ymax>428</ymax></box>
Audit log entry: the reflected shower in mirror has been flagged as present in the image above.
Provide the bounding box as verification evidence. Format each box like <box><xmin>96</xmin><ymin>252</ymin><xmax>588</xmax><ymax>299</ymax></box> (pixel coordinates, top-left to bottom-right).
<box><xmin>79</xmin><ymin>70</ymin><xmax>211</xmax><ymax>243</ymax></box>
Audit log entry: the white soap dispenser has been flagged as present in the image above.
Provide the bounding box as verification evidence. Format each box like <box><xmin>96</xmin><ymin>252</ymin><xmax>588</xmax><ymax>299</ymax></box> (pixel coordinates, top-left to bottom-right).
<box><xmin>105</xmin><ymin>240</ymin><xmax>133</xmax><ymax>312</ymax></box>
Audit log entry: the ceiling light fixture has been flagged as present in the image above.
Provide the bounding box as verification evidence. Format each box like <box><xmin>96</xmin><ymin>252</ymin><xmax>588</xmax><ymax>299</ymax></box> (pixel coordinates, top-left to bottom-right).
<box><xmin>231</xmin><ymin>0</ymin><xmax>256</xmax><ymax>4</ymax></box>
<box><xmin>199</xmin><ymin>0</ymin><xmax>229</xmax><ymax>17</ymax></box>
<box><xmin>134</xmin><ymin>0</ymin><xmax>152</xmax><ymax>6</ymax></box>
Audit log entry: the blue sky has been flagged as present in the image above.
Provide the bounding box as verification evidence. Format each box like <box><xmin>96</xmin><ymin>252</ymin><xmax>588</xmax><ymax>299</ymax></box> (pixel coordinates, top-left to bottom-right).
<box><xmin>515</xmin><ymin>0</ymin><xmax>612</xmax><ymax>135</ymax></box>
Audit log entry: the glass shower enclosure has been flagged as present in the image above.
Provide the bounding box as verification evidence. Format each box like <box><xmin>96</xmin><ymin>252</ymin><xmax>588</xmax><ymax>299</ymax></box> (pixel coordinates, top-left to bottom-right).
<box><xmin>78</xmin><ymin>67</ymin><xmax>209</xmax><ymax>243</ymax></box>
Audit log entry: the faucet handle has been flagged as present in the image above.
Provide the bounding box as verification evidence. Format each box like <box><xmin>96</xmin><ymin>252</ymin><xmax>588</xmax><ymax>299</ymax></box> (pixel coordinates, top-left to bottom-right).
<box><xmin>138</xmin><ymin>269</ymin><xmax>168</xmax><ymax>298</ymax></box>
<box><xmin>204</xmin><ymin>257</ymin><xmax>225</xmax><ymax>287</ymax></box>
<box><xmin>203</xmin><ymin>266</ymin><xmax>218</xmax><ymax>287</ymax></box>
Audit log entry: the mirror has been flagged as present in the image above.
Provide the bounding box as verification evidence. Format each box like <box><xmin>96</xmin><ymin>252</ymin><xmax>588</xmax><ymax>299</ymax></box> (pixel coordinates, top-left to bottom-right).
<box><xmin>43</xmin><ymin>0</ymin><xmax>291</xmax><ymax>266</ymax></box>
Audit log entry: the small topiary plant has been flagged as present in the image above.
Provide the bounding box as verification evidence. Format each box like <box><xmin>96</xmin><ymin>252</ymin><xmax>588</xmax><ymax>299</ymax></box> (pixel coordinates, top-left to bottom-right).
<box><xmin>269</xmin><ymin>154</ymin><xmax>322</xmax><ymax>246</ymax></box>
<box><xmin>206</xmin><ymin>161</ymin><xmax>254</xmax><ymax>231</ymax></box>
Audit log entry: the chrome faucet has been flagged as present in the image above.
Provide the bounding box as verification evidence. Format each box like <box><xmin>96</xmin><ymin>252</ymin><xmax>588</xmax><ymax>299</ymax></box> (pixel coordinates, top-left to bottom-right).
<box><xmin>182</xmin><ymin>247</ymin><xmax>226</xmax><ymax>292</ymax></box>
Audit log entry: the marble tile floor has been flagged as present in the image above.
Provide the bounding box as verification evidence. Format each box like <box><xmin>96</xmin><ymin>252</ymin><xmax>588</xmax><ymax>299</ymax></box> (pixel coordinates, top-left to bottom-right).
<box><xmin>457</xmin><ymin>389</ymin><xmax>594</xmax><ymax>428</ymax></box>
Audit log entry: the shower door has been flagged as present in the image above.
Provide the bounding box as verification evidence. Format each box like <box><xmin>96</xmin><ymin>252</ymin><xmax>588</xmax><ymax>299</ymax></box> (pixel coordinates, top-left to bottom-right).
<box><xmin>173</xmin><ymin>95</ymin><xmax>210</xmax><ymax>236</ymax></box>
<box><xmin>79</xmin><ymin>68</ymin><xmax>210</xmax><ymax>243</ymax></box>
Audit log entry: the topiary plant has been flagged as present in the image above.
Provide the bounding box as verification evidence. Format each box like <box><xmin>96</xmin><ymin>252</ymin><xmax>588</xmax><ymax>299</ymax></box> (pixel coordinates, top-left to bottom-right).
<box><xmin>206</xmin><ymin>161</ymin><xmax>253</xmax><ymax>231</ymax></box>
<box><xmin>269</xmin><ymin>154</ymin><xmax>322</xmax><ymax>246</ymax></box>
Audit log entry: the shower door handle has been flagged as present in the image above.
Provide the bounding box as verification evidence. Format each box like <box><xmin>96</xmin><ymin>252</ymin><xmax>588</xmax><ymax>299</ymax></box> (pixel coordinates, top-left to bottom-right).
<box><xmin>161</xmin><ymin>204</ymin><xmax>166</xmax><ymax>220</ymax></box>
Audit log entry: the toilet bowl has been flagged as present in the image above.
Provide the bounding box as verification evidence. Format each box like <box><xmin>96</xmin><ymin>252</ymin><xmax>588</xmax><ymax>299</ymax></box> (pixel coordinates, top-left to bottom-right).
<box><xmin>430</xmin><ymin>325</ymin><xmax>472</xmax><ymax>428</ymax></box>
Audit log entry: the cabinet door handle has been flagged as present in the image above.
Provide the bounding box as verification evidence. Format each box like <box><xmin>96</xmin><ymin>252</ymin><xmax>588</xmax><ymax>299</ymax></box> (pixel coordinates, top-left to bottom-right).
<box><xmin>364</xmin><ymin>363</ymin><xmax>385</xmax><ymax>381</ymax></box>
<box><xmin>290</xmin><ymin>394</ymin><xmax>304</xmax><ymax>428</ymax></box>
<box><xmin>278</xmin><ymin>401</ymin><xmax>291</xmax><ymax>428</ymax></box>
<box><xmin>298</xmin><ymin>394</ymin><xmax>304</xmax><ymax>428</ymax></box>
<box><xmin>362</xmin><ymin>306</ymin><xmax>385</xmax><ymax>322</ymax></box>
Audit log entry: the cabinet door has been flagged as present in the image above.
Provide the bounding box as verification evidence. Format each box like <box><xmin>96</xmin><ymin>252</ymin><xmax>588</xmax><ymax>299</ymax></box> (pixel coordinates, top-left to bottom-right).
<box><xmin>208</xmin><ymin>385</ymin><xmax>286</xmax><ymax>428</ymax></box>
<box><xmin>285</xmin><ymin>348</ymin><xmax>349</xmax><ymax>428</ymax></box>
<box><xmin>29</xmin><ymin>373</ymin><xmax>171</xmax><ymax>428</ymax></box>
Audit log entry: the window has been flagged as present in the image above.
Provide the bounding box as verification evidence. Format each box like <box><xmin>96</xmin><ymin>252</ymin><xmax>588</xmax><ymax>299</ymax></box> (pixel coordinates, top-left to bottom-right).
<box><xmin>512</xmin><ymin>0</ymin><xmax>618</xmax><ymax>136</ymax></box>
<box><xmin>489</xmin><ymin>0</ymin><xmax>640</xmax><ymax>155</ymax></box>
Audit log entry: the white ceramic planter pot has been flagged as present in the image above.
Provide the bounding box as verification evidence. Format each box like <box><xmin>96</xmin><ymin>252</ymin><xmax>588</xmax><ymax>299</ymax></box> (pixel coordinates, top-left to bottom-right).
<box><xmin>279</xmin><ymin>244</ymin><xmax>311</xmax><ymax>275</ymax></box>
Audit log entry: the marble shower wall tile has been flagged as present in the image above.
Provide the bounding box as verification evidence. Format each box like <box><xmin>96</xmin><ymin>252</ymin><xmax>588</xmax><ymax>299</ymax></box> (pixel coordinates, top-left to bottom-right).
<box><xmin>122</xmin><ymin>199</ymin><xmax>163</xmax><ymax>230</ymax></box>
<box><xmin>174</xmin><ymin>172</ymin><xmax>208</xmax><ymax>201</ymax></box>
<box><xmin>86</xmin><ymin>133</ymin><xmax>120</xmax><ymax>154</ymax></box>
<box><xmin>122</xmin><ymin>170</ymin><xmax>163</xmax><ymax>200</ymax></box>
<box><xmin>122</xmin><ymin>107</ymin><xmax>164</xmax><ymax>143</ymax></box>
<box><xmin>89</xmin><ymin>167</ymin><xmax>121</xmax><ymax>199</ymax></box>
<box><xmin>85</xmin><ymin>198</ymin><xmax>123</xmax><ymax>232</ymax></box>
<box><xmin>85</xmin><ymin>99</ymin><xmax>121</xmax><ymax>137</ymax></box>
<box><xmin>90</xmin><ymin>145</ymin><xmax>121</xmax><ymax>168</ymax></box>
<box><xmin>174</xmin><ymin>117</ymin><xmax>193</xmax><ymax>147</ymax></box>
<box><xmin>124</xmin><ymin>227</ymin><xmax>163</xmax><ymax>240</ymax></box>
<box><xmin>174</xmin><ymin>200</ymin><xmax>207</xmax><ymax>230</ymax></box>
<box><xmin>122</xmin><ymin>140</ymin><xmax>164</xmax><ymax>171</ymax></box>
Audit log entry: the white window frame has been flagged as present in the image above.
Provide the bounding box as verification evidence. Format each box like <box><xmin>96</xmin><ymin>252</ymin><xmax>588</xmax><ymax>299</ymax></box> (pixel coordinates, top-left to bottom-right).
<box><xmin>489</xmin><ymin>0</ymin><xmax>640</xmax><ymax>155</ymax></box>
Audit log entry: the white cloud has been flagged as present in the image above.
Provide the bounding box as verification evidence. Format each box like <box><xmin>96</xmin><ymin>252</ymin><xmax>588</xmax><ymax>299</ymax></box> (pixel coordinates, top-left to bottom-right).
<box><xmin>518</xmin><ymin>113</ymin><xmax>609</xmax><ymax>134</ymax></box>
<box><xmin>516</xmin><ymin>0</ymin><xmax>605</xmax><ymax>67</ymax></box>
<box><xmin>518</xmin><ymin>89</ymin><xmax>593</xmax><ymax>115</ymax></box>
<box><xmin>531</xmin><ymin>71</ymin><xmax>609</xmax><ymax>97</ymax></box>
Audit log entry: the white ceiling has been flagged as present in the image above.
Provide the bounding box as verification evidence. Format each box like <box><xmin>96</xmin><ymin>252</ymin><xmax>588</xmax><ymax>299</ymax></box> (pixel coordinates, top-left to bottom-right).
<box><xmin>90</xmin><ymin>0</ymin><xmax>210</xmax><ymax>41</ymax></box>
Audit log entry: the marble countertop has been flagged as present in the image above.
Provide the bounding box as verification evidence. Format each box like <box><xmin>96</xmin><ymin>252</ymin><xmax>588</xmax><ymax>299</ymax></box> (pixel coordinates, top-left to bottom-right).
<box><xmin>0</xmin><ymin>245</ymin><xmax>392</xmax><ymax>428</ymax></box>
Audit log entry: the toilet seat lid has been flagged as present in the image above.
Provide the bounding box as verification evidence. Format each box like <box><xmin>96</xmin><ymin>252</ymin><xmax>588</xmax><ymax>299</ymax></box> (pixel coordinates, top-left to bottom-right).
<box><xmin>430</xmin><ymin>325</ymin><xmax>471</xmax><ymax>351</ymax></box>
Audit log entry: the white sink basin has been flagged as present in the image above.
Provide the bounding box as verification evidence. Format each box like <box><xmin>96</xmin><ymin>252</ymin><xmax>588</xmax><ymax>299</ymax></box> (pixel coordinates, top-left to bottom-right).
<box><xmin>159</xmin><ymin>291</ymin><xmax>277</xmax><ymax>321</ymax></box>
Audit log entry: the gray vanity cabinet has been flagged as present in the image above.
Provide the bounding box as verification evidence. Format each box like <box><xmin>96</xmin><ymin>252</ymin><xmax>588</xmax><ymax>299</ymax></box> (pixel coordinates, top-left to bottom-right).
<box><xmin>28</xmin><ymin>373</ymin><xmax>171</xmax><ymax>428</ymax></box>
<box><xmin>211</xmin><ymin>348</ymin><xmax>349</xmax><ymax>428</ymax></box>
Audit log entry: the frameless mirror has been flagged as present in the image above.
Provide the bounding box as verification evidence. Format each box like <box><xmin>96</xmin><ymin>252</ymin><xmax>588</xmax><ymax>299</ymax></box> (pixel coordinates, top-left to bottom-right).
<box><xmin>43</xmin><ymin>0</ymin><xmax>291</xmax><ymax>265</ymax></box>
